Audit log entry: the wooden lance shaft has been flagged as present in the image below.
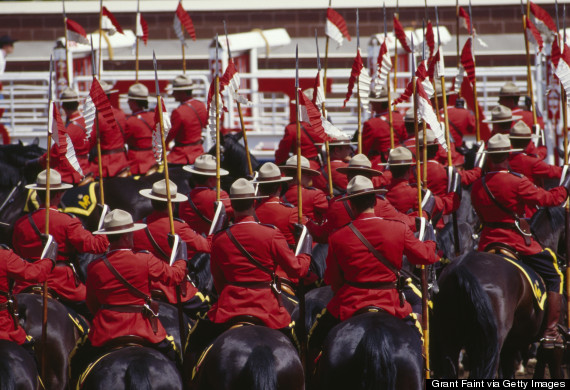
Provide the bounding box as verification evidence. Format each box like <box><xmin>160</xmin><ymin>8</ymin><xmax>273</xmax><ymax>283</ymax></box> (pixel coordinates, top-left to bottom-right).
<box><xmin>182</xmin><ymin>44</ymin><xmax>186</xmax><ymax>74</ymax></box>
<box><xmin>357</xmin><ymin>76</ymin><xmax>362</xmax><ymax>153</ymax></box>
<box><xmin>295</xmin><ymin>88</ymin><xmax>303</xmax><ymax>223</ymax></box>
<box><xmin>322</xmin><ymin>0</ymin><xmax>332</xmax><ymax>97</ymax></box>
<box><xmin>421</xmin><ymin>119</ymin><xmax>430</xmax><ymax>379</ymax></box>
<box><xmin>95</xmin><ymin>113</ymin><xmax>105</xmax><ymax>204</ymax></box>
<box><xmin>387</xmin><ymin>73</ymin><xmax>395</xmax><ymax>149</ymax></box>
<box><xmin>98</xmin><ymin>1</ymin><xmax>103</xmax><ymax>79</ymax></box>
<box><xmin>522</xmin><ymin>15</ymin><xmax>538</xmax><ymax>127</ymax></box>
<box><xmin>394</xmin><ymin>16</ymin><xmax>399</xmax><ymax>91</ymax></box>
<box><xmin>157</xmin><ymin>96</ymin><xmax>175</xmax><ymax>235</ymax></box>
<box><xmin>63</xmin><ymin>19</ymin><xmax>71</xmax><ymax>86</ymax></box>
<box><xmin>236</xmin><ymin>101</ymin><xmax>253</xmax><ymax>176</ymax></box>
<box><xmin>135</xmin><ymin>37</ymin><xmax>140</xmax><ymax>82</ymax></box>
<box><xmin>41</xmin><ymin>129</ymin><xmax>51</xmax><ymax>382</ymax></box>
<box><xmin>321</xmin><ymin>101</ymin><xmax>334</xmax><ymax>198</ymax></box>
<box><xmin>215</xmin><ymin>75</ymin><xmax>221</xmax><ymax>201</ymax></box>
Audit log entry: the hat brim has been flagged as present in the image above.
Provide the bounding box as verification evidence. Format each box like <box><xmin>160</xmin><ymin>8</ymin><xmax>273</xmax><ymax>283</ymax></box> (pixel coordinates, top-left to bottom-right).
<box><xmin>58</xmin><ymin>98</ymin><xmax>81</xmax><ymax>103</ymax></box>
<box><xmin>508</xmin><ymin>135</ymin><xmax>533</xmax><ymax>139</ymax></box>
<box><xmin>252</xmin><ymin>176</ymin><xmax>293</xmax><ymax>184</ymax></box>
<box><xmin>328</xmin><ymin>141</ymin><xmax>358</xmax><ymax>146</ymax></box>
<box><xmin>93</xmin><ymin>222</ymin><xmax>147</xmax><ymax>235</ymax></box>
<box><xmin>434</xmin><ymin>90</ymin><xmax>458</xmax><ymax>97</ymax></box>
<box><xmin>279</xmin><ymin>166</ymin><xmax>321</xmax><ymax>176</ymax></box>
<box><xmin>335</xmin><ymin>167</ymin><xmax>382</xmax><ymax>176</ymax></box>
<box><xmin>139</xmin><ymin>189</ymin><xmax>188</xmax><ymax>202</ymax></box>
<box><xmin>25</xmin><ymin>183</ymin><xmax>73</xmax><ymax>190</ymax></box>
<box><xmin>336</xmin><ymin>188</ymin><xmax>388</xmax><ymax>201</ymax></box>
<box><xmin>482</xmin><ymin>115</ymin><xmax>522</xmax><ymax>123</ymax></box>
<box><xmin>171</xmin><ymin>86</ymin><xmax>197</xmax><ymax>91</ymax></box>
<box><xmin>483</xmin><ymin>148</ymin><xmax>524</xmax><ymax>154</ymax></box>
<box><xmin>183</xmin><ymin>165</ymin><xmax>230</xmax><ymax>176</ymax></box>
<box><xmin>103</xmin><ymin>89</ymin><xmax>119</xmax><ymax>95</ymax></box>
<box><xmin>228</xmin><ymin>194</ymin><xmax>269</xmax><ymax>200</ymax></box>
<box><xmin>499</xmin><ymin>92</ymin><xmax>524</xmax><ymax>97</ymax></box>
<box><xmin>369</xmin><ymin>97</ymin><xmax>390</xmax><ymax>103</ymax></box>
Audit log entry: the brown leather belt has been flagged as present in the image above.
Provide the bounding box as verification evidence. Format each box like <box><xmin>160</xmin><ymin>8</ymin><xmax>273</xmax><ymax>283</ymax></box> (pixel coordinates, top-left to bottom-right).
<box><xmin>175</xmin><ymin>140</ymin><xmax>202</xmax><ymax>147</ymax></box>
<box><xmin>76</xmin><ymin>154</ymin><xmax>88</xmax><ymax>159</ymax></box>
<box><xmin>229</xmin><ymin>281</ymin><xmax>272</xmax><ymax>289</ymax></box>
<box><xmin>484</xmin><ymin>222</ymin><xmax>518</xmax><ymax>230</ymax></box>
<box><xmin>344</xmin><ymin>280</ymin><xmax>398</xmax><ymax>290</ymax></box>
<box><xmin>101</xmin><ymin>147</ymin><xmax>126</xmax><ymax>155</ymax></box>
<box><xmin>129</xmin><ymin>146</ymin><xmax>152</xmax><ymax>151</ymax></box>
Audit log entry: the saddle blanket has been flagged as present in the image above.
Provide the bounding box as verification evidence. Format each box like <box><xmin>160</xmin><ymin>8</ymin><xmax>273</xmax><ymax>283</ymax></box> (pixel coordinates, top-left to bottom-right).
<box><xmin>497</xmin><ymin>255</ymin><xmax>547</xmax><ymax>311</ymax></box>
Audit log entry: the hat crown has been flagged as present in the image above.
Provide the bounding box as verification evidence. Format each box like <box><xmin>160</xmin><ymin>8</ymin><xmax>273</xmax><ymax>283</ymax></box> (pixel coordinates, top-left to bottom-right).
<box><xmin>487</xmin><ymin>133</ymin><xmax>512</xmax><ymax>151</ymax></box>
<box><xmin>193</xmin><ymin>154</ymin><xmax>218</xmax><ymax>172</ymax></box>
<box><xmin>348</xmin><ymin>154</ymin><xmax>372</xmax><ymax>168</ymax></box>
<box><xmin>510</xmin><ymin>120</ymin><xmax>532</xmax><ymax>137</ymax></box>
<box><xmin>418</xmin><ymin>129</ymin><xmax>436</xmax><ymax>144</ymax></box>
<box><xmin>499</xmin><ymin>81</ymin><xmax>521</xmax><ymax>96</ymax></box>
<box><xmin>128</xmin><ymin>83</ymin><xmax>149</xmax><ymax>99</ymax></box>
<box><xmin>490</xmin><ymin>105</ymin><xmax>513</xmax><ymax>120</ymax></box>
<box><xmin>151</xmin><ymin>179</ymin><xmax>178</xmax><ymax>197</ymax></box>
<box><xmin>99</xmin><ymin>80</ymin><xmax>113</xmax><ymax>93</ymax></box>
<box><xmin>258</xmin><ymin>162</ymin><xmax>282</xmax><ymax>179</ymax></box>
<box><xmin>346</xmin><ymin>175</ymin><xmax>375</xmax><ymax>195</ymax></box>
<box><xmin>404</xmin><ymin>108</ymin><xmax>421</xmax><ymax>122</ymax></box>
<box><xmin>172</xmin><ymin>74</ymin><xmax>195</xmax><ymax>89</ymax></box>
<box><xmin>36</xmin><ymin>169</ymin><xmax>63</xmax><ymax>186</ymax></box>
<box><xmin>388</xmin><ymin>146</ymin><xmax>413</xmax><ymax>164</ymax></box>
<box><xmin>285</xmin><ymin>155</ymin><xmax>310</xmax><ymax>169</ymax></box>
<box><xmin>103</xmin><ymin>209</ymin><xmax>135</xmax><ymax>231</ymax></box>
<box><xmin>60</xmin><ymin>87</ymin><xmax>79</xmax><ymax>101</ymax></box>
<box><xmin>230</xmin><ymin>178</ymin><xmax>255</xmax><ymax>197</ymax></box>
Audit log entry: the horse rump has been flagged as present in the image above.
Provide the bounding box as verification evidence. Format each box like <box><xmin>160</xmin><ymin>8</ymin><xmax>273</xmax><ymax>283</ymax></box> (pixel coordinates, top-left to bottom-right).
<box><xmin>0</xmin><ymin>340</ymin><xmax>38</xmax><ymax>390</ymax></box>
<box><xmin>125</xmin><ymin>357</ymin><xmax>152</xmax><ymax>390</ymax></box>
<box><xmin>234</xmin><ymin>345</ymin><xmax>277</xmax><ymax>390</ymax></box>
<box><xmin>353</xmin><ymin>325</ymin><xmax>395</xmax><ymax>390</ymax></box>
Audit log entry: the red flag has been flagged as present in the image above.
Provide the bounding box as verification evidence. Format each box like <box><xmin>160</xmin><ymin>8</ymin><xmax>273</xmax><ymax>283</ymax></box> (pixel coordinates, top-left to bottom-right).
<box><xmin>326</xmin><ymin>8</ymin><xmax>351</xmax><ymax>46</ymax></box>
<box><xmin>136</xmin><ymin>13</ymin><xmax>149</xmax><ymax>45</ymax></box>
<box><xmin>102</xmin><ymin>6</ymin><xmax>124</xmax><ymax>34</ymax></box>
<box><xmin>551</xmin><ymin>39</ymin><xmax>570</xmax><ymax>101</ymax></box>
<box><xmin>458</xmin><ymin>7</ymin><xmax>471</xmax><ymax>32</ymax></box>
<box><xmin>460</xmin><ymin>78</ymin><xmax>491</xmax><ymax>141</ymax></box>
<box><xmin>426</xmin><ymin>21</ymin><xmax>435</xmax><ymax>60</ymax></box>
<box><xmin>427</xmin><ymin>49</ymin><xmax>440</xmax><ymax>79</ymax></box>
<box><xmin>460</xmin><ymin>38</ymin><xmax>476</xmax><ymax>84</ymax></box>
<box><xmin>392</xmin><ymin>62</ymin><xmax>432</xmax><ymax>105</ymax></box>
<box><xmin>343</xmin><ymin>50</ymin><xmax>364</xmax><ymax>107</ymax></box>
<box><xmin>90</xmin><ymin>79</ymin><xmax>119</xmax><ymax>133</ymax></box>
<box><xmin>373</xmin><ymin>40</ymin><xmax>392</xmax><ymax>93</ymax></box>
<box><xmin>66</xmin><ymin>18</ymin><xmax>89</xmax><ymax>45</ymax></box>
<box><xmin>393</xmin><ymin>16</ymin><xmax>412</xmax><ymax>53</ymax></box>
<box><xmin>52</xmin><ymin>102</ymin><xmax>83</xmax><ymax>176</ymax></box>
<box><xmin>298</xmin><ymin>91</ymin><xmax>327</xmax><ymax>142</ymax></box>
<box><xmin>525</xmin><ymin>17</ymin><xmax>544</xmax><ymax>52</ymax></box>
<box><xmin>551</xmin><ymin>38</ymin><xmax>570</xmax><ymax>69</ymax></box>
<box><xmin>392</xmin><ymin>80</ymin><xmax>414</xmax><ymax>106</ymax></box>
<box><xmin>529</xmin><ymin>2</ymin><xmax>557</xmax><ymax>34</ymax></box>
<box><xmin>175</xmin><ymin>2</ymin><xmax>197</xmax><ymax>41</ymax></box>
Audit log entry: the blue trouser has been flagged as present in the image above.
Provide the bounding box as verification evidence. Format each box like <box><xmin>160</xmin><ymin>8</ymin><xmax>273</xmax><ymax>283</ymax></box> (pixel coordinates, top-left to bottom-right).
<box><xmin>521</xmin><ymin>249</ymin><xmax>563</xmax><ymax>293</ymax></box>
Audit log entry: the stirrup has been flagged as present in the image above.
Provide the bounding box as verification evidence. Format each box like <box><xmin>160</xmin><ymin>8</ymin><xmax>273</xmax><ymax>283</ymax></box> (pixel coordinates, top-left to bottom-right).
<box><xmin>540</xmin><ymin>335</ymin><xmax>565</xmax><ymax>349</ymax></box>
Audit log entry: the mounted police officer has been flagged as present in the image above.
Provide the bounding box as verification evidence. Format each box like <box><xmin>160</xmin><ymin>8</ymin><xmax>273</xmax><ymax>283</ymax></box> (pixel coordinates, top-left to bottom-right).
<box><xmin>471</xmin><ymin>133</ymin><xmax>569</xmax><ymax>349</ymax></box>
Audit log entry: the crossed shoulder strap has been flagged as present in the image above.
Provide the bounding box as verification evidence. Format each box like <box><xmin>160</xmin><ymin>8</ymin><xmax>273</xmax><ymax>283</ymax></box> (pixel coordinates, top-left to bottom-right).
<box><xmin>141</xmin><ymin>217</ymin><xmax>169</xmax><ymax>261</ymax></box>
<box><xmin>481</xmin><ymin>174</ymin><xmax>521</xmax><ymax>220</ymax></box>
<box><xmin>187</xmin><ymin>194</ymin><xmax>212</xmax><ymax>224</ymax></box>
<box><xmin>226</xmin><ymin>227</ymin><xmax>275</xmax><ymax>278</ymax></box>
<box><xmin>100</xmin><ymin>253</ymin><xmax>151</xmax><ymax>302</ymax></box>
<box><xmin>347</xmin><ymin>223</ymin><xmax>400</xmax><ymax>278</ymax></box>
<box><xmin>185</xmin><ymin>101</ymin><xmax>205</xmax><ymax>129</ymax></box>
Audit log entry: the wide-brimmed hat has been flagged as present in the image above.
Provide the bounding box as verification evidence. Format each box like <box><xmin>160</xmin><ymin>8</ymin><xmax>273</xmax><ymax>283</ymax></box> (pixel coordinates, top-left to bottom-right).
<box><xmin>388</xmin><ymin>146</ymin><xmax>414</xmax><ymax>166</ymax></box>
<box><xmin>251</xmin><ymin>162</ymin><xmax>292</xmax><ymax>184</ymax></box>
<box><xmin>336</xmin><ymin>153</ymin><xmax>382</xmax><ymax>176</ymax></box>
<box><xmin>509</xmin><ymin>120</ymin><xmax>533</xmax><ymax>139</ymax></box>
<box><xmin>279</xmin><ymin>155</ymin><xmax>321</xmax><ymax>176</ymax></box>
<box><xmin>139</xmin><ymin>179</ymin><xmax>188</xmax><ymax>202</ymax></box>
<box><xmin>404</xmin><ymin>108</ymin><xmax>422</xmax><ymax>124</ymax></box>
<box><xmin>183</xmin><ymin>154</ymin><xmax>229</xmax><ymax>176</ymax></box>
<box><xmin>484</xmin><ymin>133</ymin><xmax>523</xmax><ymax>154</ymax></box>
<box><xmin>328</xmin><ymin>133</ymin><xmax>357</xmax><ymax>146</ymax></box>
<box><xmin>59</xmin><ymin>87</ymin><xmax>80</xmax><ymax>103</ymax></box>
<box><xmin>434</xmin><ymin>79</ymin><xmax>457</xmax><ymax>97</ymax></box>
<box><xmin>418</xmin><ymin>129</ymin><xmax>437</xmax><ymax>146</ymax></box>
<box><xmin>482</xmin><ymin>105</ymin><xmax>522</xmax><ymax>123</ymax></box>
<box><xmin>499</xmin><ymin>81</ymin><xmax>523</xmax><ymax>97</ymax></box>
<box><xmin>229</xmin><ymin>178</ymin><xmax>268</xmax><ymax>200</ymax></box>
<box><xmin>99</xmin><ymin>80</ymin><xmax>118</xmax><ymax>95</ymax></box>
<box><xmin>369</xmin><ymin>87</ymin><xmax>389</xmax><ymax>103</ymax></box>
<box><xmin>25</xmin><ymin>169</ymin><xmax>73</xmax><ymax>191</ymax></box>
<box><xmin>0</xmin><ymin>35</ymin><xmax>17</xmax><ymax>46</ymax></box>
<box><xmin>336</xmin><ymin>175</ymin><xmax>386</xmax><ymax>201</ymax></box>
<box><xmin>171</xmin><ymin>74</ymin><xmax>197</xmax><ymax>91</ymax></box>
<box><xmin>93</xmin><ymin>209</ymin><xmax>146</xmax><ymax>235</ymax></box>
<box><xmin>126</xmin><ymin>83</ymin><xmax>149</xmax><ymax>100</ymax></box>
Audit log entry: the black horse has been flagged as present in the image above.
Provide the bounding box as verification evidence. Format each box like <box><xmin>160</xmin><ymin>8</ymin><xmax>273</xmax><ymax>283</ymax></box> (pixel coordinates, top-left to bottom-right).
<box><xmin>189</xmin><ymin>325</ymin><xmax>304</xmax><ymax>390</ymax></box>
<box><xmin>313</xmin><ymin>311</ymin><xmax>424</xmax><ymax>390</ymax></box>
<box><xmin>77</xmin><ymin>346</ymin><xmax>183</xmax><ymax>390</ymax></box>
<box><xmin>0</xmin><ymin>340</ymin><xmax>39</xmax><ymax>390</ymax></box>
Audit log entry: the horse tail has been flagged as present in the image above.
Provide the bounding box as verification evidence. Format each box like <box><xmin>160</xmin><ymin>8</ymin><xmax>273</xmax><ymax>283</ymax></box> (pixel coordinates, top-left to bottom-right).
<box><xmin>453</xmin><ymin>264</ymin><xmax>499</xmax><ymax>378</ymax></box>
<box><xmin>235</xmin><ymin>345</ymin><xmax>277</xmax><ymax>390</ymax></box>
<box><xmin>353</xmin><ymin>326</ymin><xmax>395</xmax><ymax>390</ymax></box>
<box><xmin>0</xmin><ymin>358</ymin><xmax>15</xmax><ymax>390</ymax></box>
<box><xmin>125</xmin><ymin>358</ymin><xmax>152</xmax><ymax>390</ymax></box>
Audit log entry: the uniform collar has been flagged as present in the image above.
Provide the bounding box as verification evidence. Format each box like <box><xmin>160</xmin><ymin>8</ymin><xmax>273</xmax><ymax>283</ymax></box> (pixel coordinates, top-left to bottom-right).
<box><xmin>234</xmin><ymin>215</ymin><xmax>257</xmax><ymax>224</ymax></box>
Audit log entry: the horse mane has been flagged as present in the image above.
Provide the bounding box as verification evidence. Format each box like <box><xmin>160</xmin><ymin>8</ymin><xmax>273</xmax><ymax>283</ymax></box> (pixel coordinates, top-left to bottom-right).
<box><xmin>208</xmin><ymin>132</ymin><xmax>260</xmax><ymax>179</ymax></box>
<box><xmin>531</xmin><ymin>206</ymin><xmax>565</xmax><ymax>250</ymax></box>
<box><xmin>352</xmin><ymin>326</ymin><xmax>395</xmax><ymax>390</ymax></box>
<box><xmin>234</xmin><ymin>345</ymin><xmax>277</xmax><ymax>390</ymax></box>
<box><xmin>0</xmin><ymin>160</ymin><xmax>20</xmax><ymax>188</ymax></box>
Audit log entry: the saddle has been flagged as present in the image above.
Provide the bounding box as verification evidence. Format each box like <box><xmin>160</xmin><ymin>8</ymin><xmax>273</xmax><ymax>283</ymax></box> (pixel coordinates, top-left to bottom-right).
<box><xmin>145</xmin><ymin>164</ymin><xmax>160</xmax><ymax>176</ymax></box>
<box><xmin>353</xmin><ymin>306</ymin><xmax>386</xmax><ymax>317</ymax></box>
<box><xmin>116</xmin><ymin>166</ymin><xmax>131</xmax><ymax>178</ymax></box>
<box><xmin>227</xmin><ymin>315</ymin><xmax>265</xmax><ymax>329</ymax></box>
<box><xmin>150</xmin><ymin>289</ymin><xmax>168</xmax><ymax>302</ymax></box>
<box><xmin>484</xmin><ymin>242</ymin><xmax>519</xmax><ymax>262</ymax></box>
<box><xmin>102</xmin><ymin>335</ymin><xmax>153</xmax><ymax>351</ymax></box>
<box><xmin>21</xmin><ymin>285</ymin><xmax>58</xmax><ymax>300</ymax></box>
<box><xmin>78</xmin><ymin>172</ymin><xmax>95</xmax><ymax>187</ymax></box>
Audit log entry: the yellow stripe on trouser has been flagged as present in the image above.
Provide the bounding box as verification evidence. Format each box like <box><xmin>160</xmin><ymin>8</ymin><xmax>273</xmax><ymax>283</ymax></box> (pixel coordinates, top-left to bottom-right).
<box><xmin>545</xmin><ymin>248</ymin><xmax>564</xmax><ymax>294</ymax></box>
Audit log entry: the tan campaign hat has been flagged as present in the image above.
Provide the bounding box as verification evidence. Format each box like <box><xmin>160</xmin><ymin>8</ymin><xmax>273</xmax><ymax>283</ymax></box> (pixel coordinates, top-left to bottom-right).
<box><xmin>499</xmin><ymin>81</ymin><xmax>523</xmax><ymax>97</ymax></box>
<box><xmin>171</xmin><ymin>74</ymin><xmax>196</xmax><ymax>91</ymax></box>
<box><xmin>509</xmin><ymin>120</ymin><xmax>533</xmax><ymax>139</ymax></box>
<box><xmin>482</xmin><ymin>105</ymin><xmax>522</xmax><ymax>123</ymax></box>
<box><xmin>26</xmin><ymin>170</ymin><xmax>73</xmax><ymax>191</ymax></box>
<box><xmin>126</xmin><ymin>83</ymin><xmax>149</xmax><ymax>100</ymax></box>
<box><xmin>93</xmin><ymin>209</ymin><xmax>146</xmax><ymax>235</ymax></box>
<box><xmin>139</xmin><ymin>179</ymin><xmax>188</xmax><ymax>202</ymax></box>
<box><xmin>484</xmin><ymin>133</ymin><xmax>523</xmax><ymax>154</ymax></box>
<box><xmin>251</xmin><ymin>162</ymin><xmax>292</xmax><ymax>184</ymax></box>
<box><xmin>418</xmin><ymin>129</ymin><xmax>437</xmax><ymax>146</ymax></box>
<box><xmin>433</xmin><ymin>79</ymin><xmax>457</xmax><ymax>97</ymax></box>
<box><xmin>279</xmin><ymin>155</ymin><xmax>321</xmax><ymax>176</ymax></box>
<box><xmin>404</xmin><ymin>108</ymin><xmax>422</xmax><ymax>124</ymax></box>
<box><xmin>183</xmin><ymin>154</ymin><xmax>229</xmax><ymax>176</ymax></box>
<box><xmin>337</xmin><ymin>175</ymin><xmax>386</xmax><ymax>201</ymax></box>
<box><xmin>59</xmin><ymin>87</ymin><xmax>80</xmax><ymax>103</ymax></box>
<box><xmin>336</xmin><ymin>153</ymin><xmax>382</xmax><ymax>176</ymax></box>
<box><xmin>369</xmin><ymin>87</ymin><xmax>389</xmax><ymax>103</ymax></box>
<box><xmin>99</xmin><ymin>80</ymin><xmax>118</xmax><ymax>94</ymax></box>
<box><xmin>387</xmin><ymin>146</ymin><xmax>414</xmax><ymax>166</ymax></box>
<box><xmin>228</xmin><ymin>178</ymin><xmax>268</xmax><ymax>200</ymax></box>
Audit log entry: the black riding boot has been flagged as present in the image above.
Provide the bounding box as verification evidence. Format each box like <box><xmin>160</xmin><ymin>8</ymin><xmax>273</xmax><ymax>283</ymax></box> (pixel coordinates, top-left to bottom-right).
<box><xmin>541</xmin><ymin>292</ymin><xmax>564</xmax><ymax>349</ymax></box>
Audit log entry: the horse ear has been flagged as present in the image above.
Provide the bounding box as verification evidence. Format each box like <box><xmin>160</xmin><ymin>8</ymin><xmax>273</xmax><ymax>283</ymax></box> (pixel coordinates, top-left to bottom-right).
<box><xmin>233</xmin><ymin>131</ymin><xmax>243</xmax><ymax>142</ymax></box>
<box><xmin>18</xmin><ymin>139</ymin><xmax>23</xmax><ymax>146</ymax></box>
<box><xmin>33</xmin><ymin>137</ymin><xmax>39</xmax><ymax>145</ymax></box>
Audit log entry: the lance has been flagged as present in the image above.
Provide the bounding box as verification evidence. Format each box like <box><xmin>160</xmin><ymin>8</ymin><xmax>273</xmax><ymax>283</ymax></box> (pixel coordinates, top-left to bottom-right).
<box><xmin>62</xmin><ymin>0</ymin><xmax>71</xmax><ymax>86</ymax></box>
<box><xmin>215</xmin><ymin>35</ymin><xmax>221</xmax><ymax>201</ymax></box>
<box><xmin>456</xmin><ymin>0</ymin><xmax>460</xmax><ymax>69</ymax></box>
<box><xmin>468</xmin><ymin>1</ymin><xmax>481</xmax><ymax>143</ymax></box>
<box><xmin>394</xmin><ymin>0</ymin><xmax>400</xmax><ymax>90</ymax></box>
<box><xmin>180</xmin><ymin>0</ymin><xmax>186</xmax><ymax>73</ymax></box>
<box><xmin>521</xmin><ymin>0</ymin><xmax>538</xmax><ymax>128</ymax></box>
<box><xmin>384</xmin><ymin>1</ymin><xmax>395</xmax><ymax>149</ymax></box>
<box><xmin>421</xmin><ymin>20</ymin><xmax>428</xmax><ymax>186</ymax></box>
<box><xmin>224</xmin><ymin>21</ymin><xmax>253</xmax><ymax>177</ymax></box>
<box><xmin>436</xmin><ymin>6</ymin><xmax>461</xmax><ymax>257</ymax></box>
<box><xmin>41</xmin><ymin>55</ymin><xmax>55</xmax><ymax>383</ymax></box>
<box><xmin>356</xmin><ymin>9</ymin><xmax>362</xmax><ymax>153</ymax></box>
<box><xmin>98</xmin><ymin>0</ymin><xmax>103</xmax><ymax>79</ymax></box>
<box><xmin>323</xmin><ymin>0</ymin><xmax>332</xmax><ymax>104</ymax></box>
<box><xmin>315</xmin><ymin>29</ymin><xmax>334</xmax><ymax>198</ymax></box>
<box><xmin>135</xmin><ymin>0</ymin><xmax>140</xmax><ymax>82</ymax></box>
<box><xmin>90</xmin><ymin>38</ymin><xmax>105</xmax><ymax>204</ymax></box>
<box><xmin>153</xmin><ymin>51</ymin><xmax>186</xmax><ymax>347</ymax></box>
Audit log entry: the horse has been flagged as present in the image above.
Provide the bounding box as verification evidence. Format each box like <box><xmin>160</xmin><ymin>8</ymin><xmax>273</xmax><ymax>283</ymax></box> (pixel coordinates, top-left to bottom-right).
<box><xmin>0</xmin><ymin>340</ymin><xmax>39</xmax><ymax>390</ymax></box>
<box><xmin>313</xmin><ymin>311</ymin><xmax>424</xmax><ymax>390</ymax></box>
<box><xmin>431</xmin><ymin>251</ymin><xmax>546</xmax><ymax>379</ymax></box>
<box><xmin>189</xmin><ymin>325</ymin><xmax>304</xmax><ymax>390</ymax></box>
<box><xmin>77</xmin><ymin>346</ymin><xmax>183</xmax><ymax>390</ymax></box>
<box><xmin>17</xmin><ymin>293</ymin><xmax>83</xmax><ymax>390</ymax></box>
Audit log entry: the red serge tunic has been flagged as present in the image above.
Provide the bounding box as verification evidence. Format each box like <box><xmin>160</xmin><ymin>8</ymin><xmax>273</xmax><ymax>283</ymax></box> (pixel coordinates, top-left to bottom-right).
<box><xmin>178</xmin><ymin>187</ymin><xmax>233</xmax><ymax>236</ymax></box>
<box><xmin>362</xmin><ymin>111</ymin><xmax>406</xmax><ymax>159</ymax></box>
<box><xmin>86</xmin><ymin>249</ymin><xmax>187</xmax><ymax>346</ymax></box>
<box><xmin>133</xmin><ymin>211</ymin><xmax>211</xmax><ymax>304</ymax></box>
<box><xmin>325</xmin><ymin>213</ymin><xmax>438</xmax><ymax>320</ymax></box>
<box><xmin>207</xmin><ymin>216</ymin><xmax>310</xmax><ymax>329</ymax></box>
<box><xmin>0</xmin><ymin>248</ymin><xmax>52</xmax><ymax>344</ymax></box>
<box><xmin>471</xmin><ymin>171</ymin><xmax>567</xmax><ymax>255</ymax></box>
<box><xmin>274</xmin><ymin>122</ymin><xmax>323</xmax><ymax>165</ymax></box>
<box><xmin>12</xmin><ymin>208</ymin><xmax>109</xmax><ymax>301</ymax></box>
<box><xmin>254</xmin><ymin>196</ymin><xmax>299</xmax><ymax>247</ymax></box>
<box><xmin>90</xmin><ymin>108</ymin><xmax>129</xmax><ymax>178</ymax></box>
<box><xmin>124</xmin><ymin>110</ymin><xmax>156</xmax><ymax>175</ymax></box>
<box><xmin>167</xmin><ymin>100</ymin><xmax>207</xmax><ymax>165</ymax></box>
<box><xmin>282</xmin><ymin>184</ymin><xmax>328</xmax><ymax>223</ymax></box>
